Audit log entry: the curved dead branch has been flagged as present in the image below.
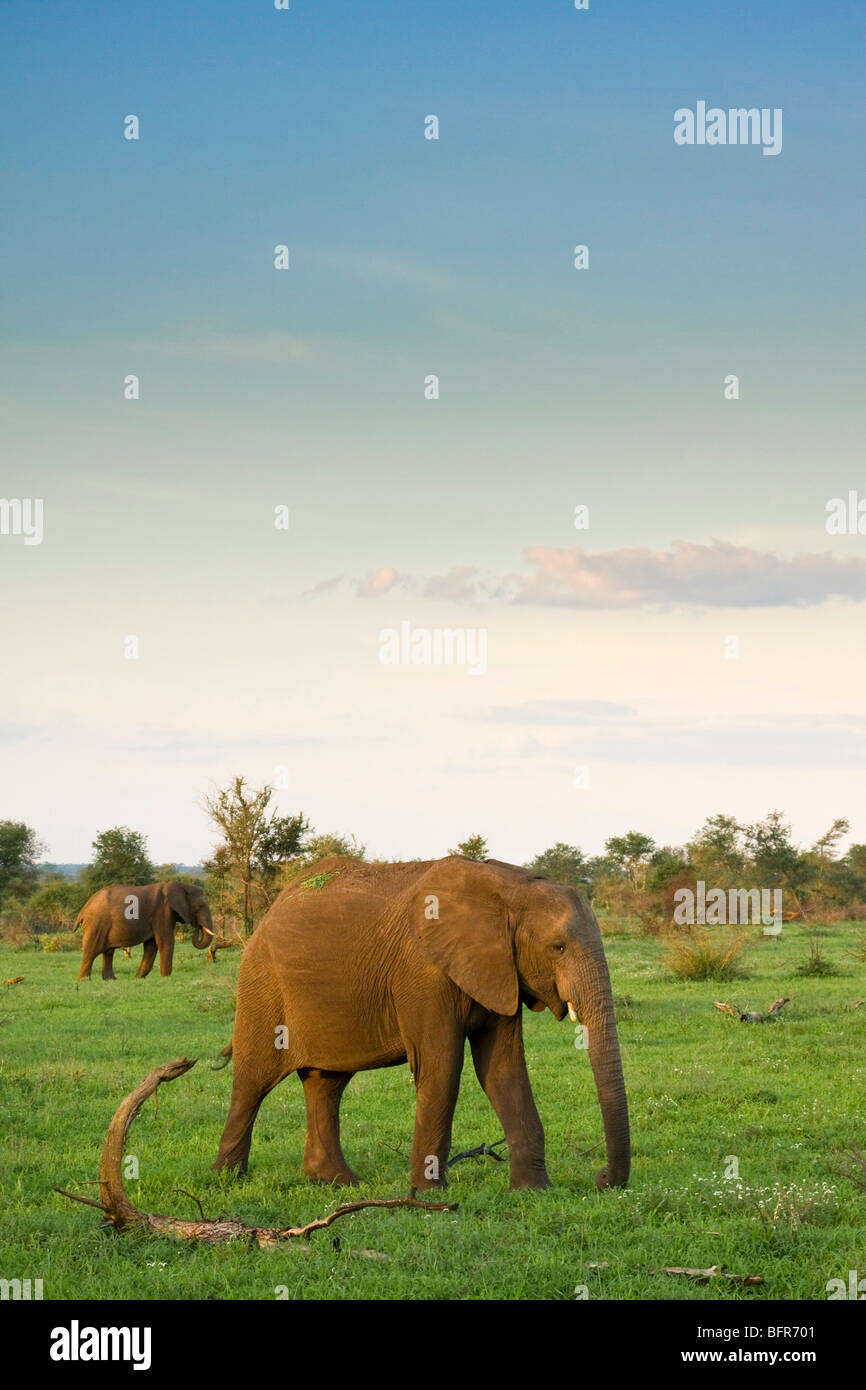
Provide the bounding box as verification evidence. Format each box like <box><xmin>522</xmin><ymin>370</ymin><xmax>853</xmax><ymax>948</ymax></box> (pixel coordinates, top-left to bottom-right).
<box><xmin>55</xmin><ymin>1057</ymin><xmax>457</xmax><ymax>1248</ymax></box>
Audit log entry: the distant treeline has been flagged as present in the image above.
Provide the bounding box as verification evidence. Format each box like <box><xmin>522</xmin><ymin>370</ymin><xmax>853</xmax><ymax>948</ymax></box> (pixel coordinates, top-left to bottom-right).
<box><xmin>1</xmin><ymin>795</ymin><xmax>864</xmax><ymax>939</ymax></box>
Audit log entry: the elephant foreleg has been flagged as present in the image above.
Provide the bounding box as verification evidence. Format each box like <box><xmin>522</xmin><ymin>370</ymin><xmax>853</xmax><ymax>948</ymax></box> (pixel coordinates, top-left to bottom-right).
<box><xmin>299</xmin><ymin>1068</ymin><xmax>359</xmax><ymax>1186</ymax></box>
<box><xmin>157</xmin><ymin>936</ymin><xmax>174</xmax><ymax>976</ymax></box>
<box><xmin>136</xmin><ymin>939</ymin><xmax>158</xmax><ymax>978</ymax></box>
<box><xmin>101</xmin><ymin>949</ymin><xmax>117</xmax><ymax>981</ymax></box>
<box><xmin>408</xmin><ymin>1033</ymin><xmax>464</xmax><ymax>1191</ymax></box>
<box><xmin>469</xmin><ymin>1016</ymin><xmax>550</xmax><ymax>1189</ymax></box>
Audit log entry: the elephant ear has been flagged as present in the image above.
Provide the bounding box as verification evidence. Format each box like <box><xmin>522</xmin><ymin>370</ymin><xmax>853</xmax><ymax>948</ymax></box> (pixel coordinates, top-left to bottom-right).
<box><xmin>165</xmin><ymin>882</ymin><xmax>190</xmax><ymax>922</ymax></box>
<box><xmin>410</xmin><ymin>859</ymin><xmax>518</xmax><ymax>1016</ymax></box>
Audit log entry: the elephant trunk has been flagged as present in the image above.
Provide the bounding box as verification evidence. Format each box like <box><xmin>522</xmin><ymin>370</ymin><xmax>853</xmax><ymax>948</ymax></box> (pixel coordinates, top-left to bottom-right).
<box><xmin>192</xmin><ymin>907</ymin><xmax>215</xmax><ymax>950</ymax></box>
<box><xmin>573</xmin><ymin>942</ymin><xmax>630</xmax><ymax>1190</ymax></box>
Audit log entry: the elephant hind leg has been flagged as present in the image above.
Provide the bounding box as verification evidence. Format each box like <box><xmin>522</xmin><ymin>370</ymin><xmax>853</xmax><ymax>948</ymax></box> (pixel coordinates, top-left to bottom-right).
<box><xmin>299</xmin><ymin>1069</ymin><xmax>360</xmax><ymax>1186</ymax></box>
<box><xmin>136</xmin><ymin>939</ymin><xmax>158</xmax><ymax>978</ymax></box>
<box><xmin>77</xmin><ymin>941</ymin><xmax>96</xmax><ymax>980</ymax></box>
<box><xmin>213</xmin><ymin>964</ymin><xmax>291</xmax><ymax>1175</ymax></box>
<box><xmin>101</xmin><ymin>949</ymin><xmax>117</xmax><ymax>980</ymax></box>
<box><xmin>213</xmin><ymin>1072</ymin><xmax>282</xmax><ymax>1174</ymax></box>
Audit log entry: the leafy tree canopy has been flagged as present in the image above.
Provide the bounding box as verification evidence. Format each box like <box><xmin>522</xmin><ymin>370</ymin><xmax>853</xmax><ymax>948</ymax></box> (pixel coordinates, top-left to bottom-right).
<box><xmin>604</xmin><ymin>832</ymin><xmax>656</xmax><ymax>887</ymax></box>
<box><xmin>524</xmin><ymin>843</ymin><xmax>587</xmax><ymax>887</ymax></box>
<box><xmin>80</xmin><ymin>827</ymin><xmax>154</xmax><ymax>894</ymax></box>
<box><xmin>203</xmin><ymin>775</ymin><xmax>310</xmax><ymax>929</ymax></box>
<box><xmin>449</xmin><ymin>833</ymin><xmax>488</xmax><ymax>861</ymax></box>
<box><xmin>304</xmin><ymin>832</ymin><xmax>366</xmax><ymax>863</ymax></box>
<box><xmin>0</xmin><ymin>820</ymin><xmax>46</xmax><ymax>905</ymax></box>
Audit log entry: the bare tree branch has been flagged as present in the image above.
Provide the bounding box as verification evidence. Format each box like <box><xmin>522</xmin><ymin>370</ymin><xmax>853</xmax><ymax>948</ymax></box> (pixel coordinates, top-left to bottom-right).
<box><xmin>54</xmin><ymin>1058</ymin><xmax>457</xmax><ymax>1248</ymax></box>
<box><xmin>446</xmin><ymin>1139</ymin><xmax>507</xmax><ymax>1167</ymax></box>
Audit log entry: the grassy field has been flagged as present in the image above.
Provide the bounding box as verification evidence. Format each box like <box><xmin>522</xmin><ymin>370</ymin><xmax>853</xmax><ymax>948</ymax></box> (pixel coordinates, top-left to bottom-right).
<box><xmin>1</xmin><ymin>924</ymin><xmax>864</xmax><ymax>1301</ymax></box>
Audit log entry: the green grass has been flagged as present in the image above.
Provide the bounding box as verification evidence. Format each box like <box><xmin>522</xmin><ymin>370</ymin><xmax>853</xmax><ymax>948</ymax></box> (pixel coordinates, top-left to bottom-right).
<box><xmin>1</xmin><ymin>925</ymin><xmax>864</xmax><ymax>1300</ymax></box>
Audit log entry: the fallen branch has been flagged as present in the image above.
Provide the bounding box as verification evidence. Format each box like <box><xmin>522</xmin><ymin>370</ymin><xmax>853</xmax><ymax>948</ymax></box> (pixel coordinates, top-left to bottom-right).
<box><xmin>714</xmin><ymin>997</ymin><xmax>790</xmax><ymax>1023</ymax></box>
<box><xmin>206</xmin><ymin>921</ymin><xmax>247</xmax><ymax>963</ymax></box>
<box><xmin>55</xmin><ymin>1057</ymin><xmax>457</xmax><ymax>1248</ymax></box>
<box><xmin>447</xmin><ymin>1139</ymin><xmax>507</xmax><ymax>1167</ymax></box>
<box><xmin>647</xmin><ymin>1264</ymin><xmax>763</xmax><ymax>1286</ymax></box>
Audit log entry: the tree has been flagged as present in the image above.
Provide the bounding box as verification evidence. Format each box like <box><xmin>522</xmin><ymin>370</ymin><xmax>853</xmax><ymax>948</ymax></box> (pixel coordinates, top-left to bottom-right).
<box><xmin>0</xmin><ymin>820</ymin><xmax>45</xmax><ymax>906</ymax></box>
<box><xmin>449</xmin><ymin>834</ymin><xmax>488</xmax><ymax>861</ymax></box>
<box><xmin>810</xmin><ymin>818</ymin><xmax>850</xmax><ymax>891</ymax></box>
<box><xmin>257</xmin><ymin>814</ymin><xmax>312</xmax><ymax>877</ymax></box>
<box><xmin>743</xmin><ymin>810</ymin><xmax>801</xmax><ymax>888</ymax></box>
<box><xmin>846</xmin><ymin>844</ymin><xmax>866</xmax><ymax>878</ymax></box>
<box><xmin>203</xmin><ymin>776</ymin><xmax>309</xmax><ymax>931</ymax></box>
<box><xmin>303</xmin><ymin>832</ymin><xmax>366</xmax><ymax>863</ymax></box>
<box><xmin>604</xmin><ymin>832</ymin><xmax>656</xmax><ymax>889</ymax></box>
<box><xmin>582</xmin><ymin>853</ymin><xmax>625</xmax><ymax>898</ymax></box>
<box><xmin>80</xmin><ymin>827</ymin><xmax>154</xmax><ymax>893</ymax></box>
<box><xmin>686</xmin><ymin>814</ymin><xmax>745</xmax><ymax>882</ymax></box>
<box><xmin>524</xmin><ymin>843</ymin><xmax>587</xmax><ymax>887</ymax></box>
<box><xmin>645</xmin><ymin>845</ymin><xmax>689</xmax><ymax>892</ymax></box>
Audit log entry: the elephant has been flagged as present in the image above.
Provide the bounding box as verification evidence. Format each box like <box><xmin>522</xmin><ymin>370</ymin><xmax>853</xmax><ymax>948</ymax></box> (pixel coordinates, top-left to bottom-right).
<box><xmin>213</xmin><ymin>855</ymin><xmax>629</xmax><ymax>1193</ymax></box>
<box><xmin>75</xmin><ymin>881</ymin><xmax>214</xmax><ymax>980</ymax></box>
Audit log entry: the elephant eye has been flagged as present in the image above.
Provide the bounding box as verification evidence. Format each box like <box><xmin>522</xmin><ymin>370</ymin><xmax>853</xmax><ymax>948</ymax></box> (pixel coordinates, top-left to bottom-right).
<box><xmin>553</xmin><ymin>942</ymin><xmax>567</xmax><ymax>953</ymax></box>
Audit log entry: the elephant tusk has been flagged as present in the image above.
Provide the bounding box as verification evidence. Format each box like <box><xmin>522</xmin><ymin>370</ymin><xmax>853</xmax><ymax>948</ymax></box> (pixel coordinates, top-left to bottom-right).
<box><xmin>567</xmin><ymin>1002</ymin><xmax>578</xmax><ymax>1022</ymax></box>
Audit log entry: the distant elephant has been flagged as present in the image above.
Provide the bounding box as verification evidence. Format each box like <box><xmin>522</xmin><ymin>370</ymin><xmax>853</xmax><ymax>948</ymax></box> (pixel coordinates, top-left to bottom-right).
<box><xmin>75</xmin><ymin>882</ymin><xmax>214</xmax><ymax>980</ymax></box>
<box><xmin>213</xmin><ymin>856</ymin><xmax>629</xmax><ymax>1193</ymax></box>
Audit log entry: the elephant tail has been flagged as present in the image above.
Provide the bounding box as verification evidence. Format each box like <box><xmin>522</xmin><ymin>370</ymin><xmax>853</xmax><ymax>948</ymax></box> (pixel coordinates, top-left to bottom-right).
<box><xmin>211</xmin><ymin>1040</ymin><xmax>233</xmax><ymax>1071</ymax></box>
<box><xmin>73</xmin><ymin>913</ymin><xmax>85</xmax><ymax>932</ymax></box>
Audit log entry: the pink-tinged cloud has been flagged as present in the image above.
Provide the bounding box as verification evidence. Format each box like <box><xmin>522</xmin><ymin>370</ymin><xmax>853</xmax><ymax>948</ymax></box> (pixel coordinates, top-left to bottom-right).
<box><xmin>356</xmin><ymin>565</ymin><xmax>399</xmax><ymax>598</ymax></box>
<box><xmin>314</xmin><ymin>542</ymin><xmax>866</xmax><ymax>609</ymax></box>
<box><xmin>423</xmin><ymin>566</ymin><xmax>485</xmax><ymax>602</ymax></box>
<box><xmin>307</xmin><ymin>575</ymin><xmax>344</xmax><ymax>596</ymax></box>
<box><xmin>511</xmin><ymin>540</ymin><xmax>866</xmax><ymax>609</ymax></box>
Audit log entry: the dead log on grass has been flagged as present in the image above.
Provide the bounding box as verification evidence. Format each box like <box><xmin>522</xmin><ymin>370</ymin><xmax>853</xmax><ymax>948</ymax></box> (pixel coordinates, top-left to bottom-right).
<box><xmin>55</xmin><ymin>1057</ymin><xmax>456</xmax><ymax>1248</ymax></box>
<box><xmin>713</xmin><ymin>997</ymin><xmax>790</xmax><ymax>1023</ymax></box>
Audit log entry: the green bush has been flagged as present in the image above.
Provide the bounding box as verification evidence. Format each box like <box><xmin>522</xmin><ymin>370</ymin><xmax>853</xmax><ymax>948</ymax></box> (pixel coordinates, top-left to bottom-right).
<box><xmin>796</xmin><ymin>938</ymin><xmax>839</xmax><ymax>977</ymax></box>
<box><xmin>663</xmin><ymin>928</ymin><xmax>750</xmax><ymax>981</ymax></box>
<box><xmin>25</xmin><ymin>879</ymin><xmax>89</xmax><ymax>932</ymax></box>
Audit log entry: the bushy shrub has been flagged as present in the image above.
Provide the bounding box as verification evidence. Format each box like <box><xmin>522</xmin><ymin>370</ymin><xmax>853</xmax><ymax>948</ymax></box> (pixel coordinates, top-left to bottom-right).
<box><xmin>24</xmin><ymin>879</ymin><xmax>89</xmax><ymax>932</ymax></box>
<box><xmin>796</xmin><ymin>939</ymin><xmax>838</xmax><ymax>977</ymax></box>
<box><xmin>40</xmin><ymin>932</ymin><xmax>79</xmax><ymax>953</ymax></box>
<box><xmin>663</xmin><ymin>928</ymin><xmax>750</xmax><ymax>981</ymax></box>
<box><xmin>0</xmin><ymin>916</ymin><xmax>36</xmax><ymax>948</ymax></box>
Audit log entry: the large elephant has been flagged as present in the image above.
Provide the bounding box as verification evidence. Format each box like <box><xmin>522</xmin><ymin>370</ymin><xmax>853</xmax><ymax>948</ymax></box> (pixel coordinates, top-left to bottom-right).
<box><xmin>213</xmin><ymin>856</ymin><xmax>629</xmax><ymax>1192</ymax></box>
<box><xmin>75</xmin><ymin>882</ymin><xmax>214</xmax><ymax>980</ymax></box>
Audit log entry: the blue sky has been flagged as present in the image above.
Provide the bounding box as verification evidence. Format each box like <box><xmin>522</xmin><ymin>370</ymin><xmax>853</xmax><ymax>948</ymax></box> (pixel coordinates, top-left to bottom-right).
<box><xmin>1</xmin><ymin>1</ymin><xmax>864</xmax><ymax>863</ymax></box>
